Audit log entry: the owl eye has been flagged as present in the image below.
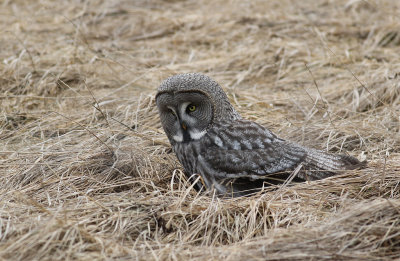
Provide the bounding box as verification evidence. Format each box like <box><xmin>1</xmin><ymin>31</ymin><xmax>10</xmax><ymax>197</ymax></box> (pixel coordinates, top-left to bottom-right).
<box><xmin>168</xmin><ymin>108</ymin><xmax>177</xmax><ymax>118</ymax></box>
<box><xmin>187</xmin><ymin>104</ymin><xmax>196</xmax><ymax>113</ymax></box>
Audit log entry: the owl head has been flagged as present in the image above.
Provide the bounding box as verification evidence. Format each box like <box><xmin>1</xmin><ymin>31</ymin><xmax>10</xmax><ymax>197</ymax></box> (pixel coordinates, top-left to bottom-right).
<box><xmin>156</xmin><ymin>73</ymin><xmax>241</xmax><ymax>144</ymax></box>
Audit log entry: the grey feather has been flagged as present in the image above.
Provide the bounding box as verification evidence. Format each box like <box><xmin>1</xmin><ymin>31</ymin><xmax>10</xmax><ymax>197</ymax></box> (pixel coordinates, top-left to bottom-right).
<box><xmin>156</xmin><ymin>73</ymin><xmax>367</xmax><ymax>197</ymax></box>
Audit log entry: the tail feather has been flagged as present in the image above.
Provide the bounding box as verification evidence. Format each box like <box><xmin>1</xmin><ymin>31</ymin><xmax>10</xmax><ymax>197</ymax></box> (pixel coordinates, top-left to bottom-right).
<box><xmin>300</xmin><ymin>148</ymin><xmax>367</xmax><ymax>180</ymax></box>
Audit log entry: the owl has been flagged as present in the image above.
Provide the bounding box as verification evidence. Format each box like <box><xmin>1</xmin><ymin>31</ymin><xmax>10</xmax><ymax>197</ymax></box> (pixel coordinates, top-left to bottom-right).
<box><xmin>156</xmin><ymin>73</ymin><xmax>366</xmax><ymax>197</ymax></box>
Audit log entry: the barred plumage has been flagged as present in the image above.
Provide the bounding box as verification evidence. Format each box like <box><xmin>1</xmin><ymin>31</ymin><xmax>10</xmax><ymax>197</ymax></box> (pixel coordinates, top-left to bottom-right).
<box><xmin>156</xmin><ymin>73</ymin><xmax>366</xmax><ymax>197</ymax></box>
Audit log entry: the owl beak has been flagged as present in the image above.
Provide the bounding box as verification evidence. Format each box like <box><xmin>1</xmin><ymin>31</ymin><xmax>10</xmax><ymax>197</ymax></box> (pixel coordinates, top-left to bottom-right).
<box><xmin>181</xmin><ymin>122</ymin><xmax>187</xmax><ymax>130</ymax></box>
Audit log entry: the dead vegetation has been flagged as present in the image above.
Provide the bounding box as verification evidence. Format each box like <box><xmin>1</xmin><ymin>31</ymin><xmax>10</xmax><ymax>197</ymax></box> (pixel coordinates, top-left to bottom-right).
<box><xmin>0</xmin><ymin>0</ymin><xmax>399</xmax><ymax>260</ymax></box>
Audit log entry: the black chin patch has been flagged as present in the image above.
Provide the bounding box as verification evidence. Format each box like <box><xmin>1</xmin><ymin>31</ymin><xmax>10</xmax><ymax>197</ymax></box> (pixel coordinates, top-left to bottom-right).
<box><xmin>182</xmin><ymin>129</ymin><xmax>192</xmax><ymax>143</ymax></box>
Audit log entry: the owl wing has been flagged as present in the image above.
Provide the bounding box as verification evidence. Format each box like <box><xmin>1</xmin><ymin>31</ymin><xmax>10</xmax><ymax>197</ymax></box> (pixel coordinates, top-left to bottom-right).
<box><xmin>202</xmin><ymin>120</ymin><xmax>307</xmax><ymax>180</ymax></box>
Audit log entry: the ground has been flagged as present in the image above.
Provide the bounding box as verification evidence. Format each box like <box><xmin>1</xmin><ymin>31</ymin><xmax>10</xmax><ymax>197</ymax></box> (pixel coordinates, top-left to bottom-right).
<box><xmin>0</xmin><ymin>0</ymin><xmax>399</xmax><ymax>260</ymax></box>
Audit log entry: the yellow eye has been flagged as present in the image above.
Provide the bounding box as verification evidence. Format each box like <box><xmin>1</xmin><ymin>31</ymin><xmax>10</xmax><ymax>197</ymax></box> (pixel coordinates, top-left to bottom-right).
<box><xmin>188</xmin><ymin>104</ymin><xmax>196</xmax><ymax>112</ymax></box>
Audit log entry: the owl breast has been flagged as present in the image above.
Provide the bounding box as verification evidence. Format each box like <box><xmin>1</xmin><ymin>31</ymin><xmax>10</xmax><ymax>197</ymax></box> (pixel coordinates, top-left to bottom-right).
<box><xmin>173</xmin><ymin>142</ymin><xmax>199</xmax><ymax>176</ymax></box>
<box><xmin>174</xmin><ymin>140</ymin><xmax>205</xmax><ymax>189</ymax></box>
<box><xmin>173</xmin><ymin>132</ymin><xmax>222</xmax><ymax>191</ymax></box>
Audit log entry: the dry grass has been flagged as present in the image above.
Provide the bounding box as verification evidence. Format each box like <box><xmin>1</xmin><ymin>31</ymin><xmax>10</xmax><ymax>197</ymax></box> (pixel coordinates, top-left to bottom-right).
<box><xmin>1</xmin><ymin>0</ymin><xmax>400</xmax><ymax>260</ymax></box>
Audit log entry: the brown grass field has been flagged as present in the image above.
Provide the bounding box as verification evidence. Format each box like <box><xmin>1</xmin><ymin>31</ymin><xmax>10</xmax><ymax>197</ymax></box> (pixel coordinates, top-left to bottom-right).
<box><xmin>1</xmin><ymin>0</ymin><xmax>400</xmax><ymax>260</ymax></box>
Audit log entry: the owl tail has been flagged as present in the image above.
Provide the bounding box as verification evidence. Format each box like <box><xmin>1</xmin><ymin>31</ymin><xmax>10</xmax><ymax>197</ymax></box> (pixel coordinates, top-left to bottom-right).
<box><xmin>301</xmin><ymin>148</ymin><xmax>367</xmax><ymax>180</ymax></box>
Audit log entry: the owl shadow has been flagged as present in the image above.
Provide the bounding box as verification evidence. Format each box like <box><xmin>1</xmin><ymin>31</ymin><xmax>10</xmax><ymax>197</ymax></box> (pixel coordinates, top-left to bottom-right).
<box><xmin>191</xmin><ymin>172</ymin><xmax>308</xmax><ymax>198</ymax></box>
<box><xmin>225</xmin><ymin>174</ymin><xmax>307</xmax><ymax>197</ymax></box>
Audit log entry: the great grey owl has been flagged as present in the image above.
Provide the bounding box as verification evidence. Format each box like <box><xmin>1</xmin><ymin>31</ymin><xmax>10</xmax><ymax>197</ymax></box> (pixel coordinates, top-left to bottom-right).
<box><xmin>156</xmin><ymin>73</ymin><xmax>366</xmax><ymax>197</ymax></box>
